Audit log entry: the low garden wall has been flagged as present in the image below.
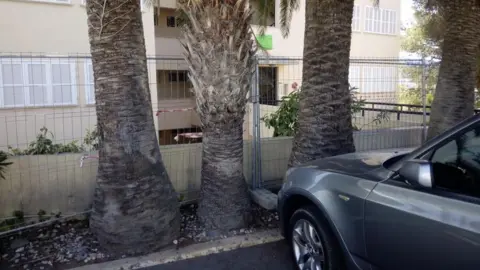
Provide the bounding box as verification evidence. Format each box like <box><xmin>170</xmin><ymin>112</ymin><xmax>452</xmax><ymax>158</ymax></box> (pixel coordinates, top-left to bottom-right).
<box><xmin>0</xmin><ymin>126</ymin><xmax>424</xmax><ymax>217</ymax></box>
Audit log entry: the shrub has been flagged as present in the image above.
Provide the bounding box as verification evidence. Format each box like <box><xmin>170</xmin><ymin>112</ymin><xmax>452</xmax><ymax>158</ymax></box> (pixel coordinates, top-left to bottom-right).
<box><xmin>8</xmin><ymin>127</ymin><xmax>84</xmax><ymax>155</ymax></box>
<box><xmin>83</xmin><ymin>126</ymin><xmax>99</xmax><ymax>151</ymax></box>
<box><xmin>261</xmin><ymin>84</ymin><xmax>388</xmax><ymax>137</ymax></box>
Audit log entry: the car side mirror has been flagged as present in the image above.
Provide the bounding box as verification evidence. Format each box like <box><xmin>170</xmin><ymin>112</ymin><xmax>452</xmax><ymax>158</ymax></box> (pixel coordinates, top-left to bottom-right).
<box><xmin>398</xmin><ymin>160</ymin><xmax>434</xmax><ymax>188</ymax></box>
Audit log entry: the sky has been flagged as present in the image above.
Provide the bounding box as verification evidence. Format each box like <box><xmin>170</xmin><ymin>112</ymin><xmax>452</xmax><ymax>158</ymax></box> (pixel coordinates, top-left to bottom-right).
<box><xmin>400</xmin><ymin>0</ymin><xmax>417</xmax><ymax>58</ymax></box>
<box><xmin>401</xmin><ymin>0</ymin><xmax>415</xmax><ymax>26</ymax></box>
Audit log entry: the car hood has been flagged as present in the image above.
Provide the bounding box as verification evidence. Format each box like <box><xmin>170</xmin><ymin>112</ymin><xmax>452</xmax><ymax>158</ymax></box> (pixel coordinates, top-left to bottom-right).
<box><xmin>299</xmin><ymin>147</ymin><xmax>414</xmax><ymax>179</ymax></box>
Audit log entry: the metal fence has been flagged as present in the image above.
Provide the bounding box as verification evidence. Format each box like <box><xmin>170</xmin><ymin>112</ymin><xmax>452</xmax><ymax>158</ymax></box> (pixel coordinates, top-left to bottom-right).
<box><xmin>249</xmin><ymin>57</ymin><xmax>436</xmax><ymax>188</ymax></box>
<box><xmin>0</xmin><ymin>53</ymin><xmax>435</xmax><ymax>233</ymax></box>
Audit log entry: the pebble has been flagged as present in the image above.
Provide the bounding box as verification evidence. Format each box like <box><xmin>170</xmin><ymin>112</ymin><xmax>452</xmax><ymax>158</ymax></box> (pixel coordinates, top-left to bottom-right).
<box><xmin>2</xmin><ymin>203</ymin><xmax>279</xmax><ymax>269</ymax></box>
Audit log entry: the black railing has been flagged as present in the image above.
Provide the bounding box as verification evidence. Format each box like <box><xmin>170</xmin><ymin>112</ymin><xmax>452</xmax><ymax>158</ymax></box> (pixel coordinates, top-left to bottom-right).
<box><xmin>272</xmin><ymin>100</ymin><xmax>480</xmax><ymax>121</ymax></box>
<box><xmin>361</xmin><ymin>102</ymin><xmax>480</xmax><ymax>120</ymax></box>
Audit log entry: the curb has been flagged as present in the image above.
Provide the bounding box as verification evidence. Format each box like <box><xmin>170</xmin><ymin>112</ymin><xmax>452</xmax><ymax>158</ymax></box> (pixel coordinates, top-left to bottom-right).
<box><xmin>70</xmin><ymin>229</ymin><xmax>283</xmax><ymax>270</ymax></box>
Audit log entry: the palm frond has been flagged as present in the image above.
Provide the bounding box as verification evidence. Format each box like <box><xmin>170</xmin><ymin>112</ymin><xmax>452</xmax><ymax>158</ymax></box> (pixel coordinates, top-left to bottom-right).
<box><xmin>179</xmin><ymin>0</ymin><xmax>257</xmax><ymax>121</ymax></box>
<box><xmin>254</xmin><ymin>0</ymin><xmax>275</xmax><ymax>36</ymax></box>
<box><xmin>0</xmin><ymin>151</ymin><xmax>12</xmax><ymax>180</ymax></box>
<box><xmin>251</xmin><ymin>0</ymin><xmax>299</xmax><ymax>38</ymax></box>
<box><xmin>278</xmin><ymin>0</ymin><xmax>299</xmax><ymax>38</ymax></box>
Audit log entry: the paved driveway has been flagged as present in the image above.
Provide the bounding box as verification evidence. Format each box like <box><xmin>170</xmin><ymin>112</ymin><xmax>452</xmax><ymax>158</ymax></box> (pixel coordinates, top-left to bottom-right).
<box><xmin>141</xmin><ymin>240</ymin><xmax>293</xmax><ymax>270</ymax></box>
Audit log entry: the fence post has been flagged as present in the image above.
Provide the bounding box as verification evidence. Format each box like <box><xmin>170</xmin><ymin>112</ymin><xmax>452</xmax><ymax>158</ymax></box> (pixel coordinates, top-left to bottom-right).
<box><xmin>421</xmin><ymin>56</ymin><xmax>427</xmax><ymax>143</ymax></box>
<box><xmin>251</xmin><ymin>58</ymin><xmax>258</xmax><ymax>189</ymax></box>
<box><xmin>252</xmin><ymin>58</ymin><xmax>262</xmax><ymax>189</ymax></box>
<box><xmin>255</xmin><ymin>62</ymin><xmax>262</xmax><ymax>189</ymax></box>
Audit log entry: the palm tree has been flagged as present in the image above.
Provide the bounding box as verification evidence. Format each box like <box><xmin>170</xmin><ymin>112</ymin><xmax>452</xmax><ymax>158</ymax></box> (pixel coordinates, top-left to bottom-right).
<box><xmin>288</xmin><ymin>0</ymin><xmax>356</xmax><ymax>167</ymax></box>
<box><xmin>85</xmin><ymin>0</ymin><xmax>180</xmax><ymax>253</ymax></box>
<box><xmin>426</xmin><ymin>0</ymin><xmax>480</xmax><ymax>139</ymax></box>
<box><xmin>179</xmin><ymin>0</ymin><xmax>256</xmax><ymax>234</ymax></box>
<box><xmin>0</xmin><ymin>151</ymin><xmax>12</xmax><ymax>180</ymax></box>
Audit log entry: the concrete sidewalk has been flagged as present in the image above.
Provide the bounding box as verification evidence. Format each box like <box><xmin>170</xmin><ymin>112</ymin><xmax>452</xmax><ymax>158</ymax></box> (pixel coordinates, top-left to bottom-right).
<box><xmin>141</xmin><ymin>240</ymin><xmax>292</xmax><ymax>270</ymax></box>
<box><xmin>72</xmin><ymin>230</ymin><xmax>284</xmax><ymax>270</ymax></box>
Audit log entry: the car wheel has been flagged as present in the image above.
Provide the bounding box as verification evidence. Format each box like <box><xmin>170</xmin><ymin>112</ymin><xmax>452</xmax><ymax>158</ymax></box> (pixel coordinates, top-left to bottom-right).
<box><xmin>288</xmin><ymin>205</ymin><xmax>345</xmax><ymax>270</ymax></box>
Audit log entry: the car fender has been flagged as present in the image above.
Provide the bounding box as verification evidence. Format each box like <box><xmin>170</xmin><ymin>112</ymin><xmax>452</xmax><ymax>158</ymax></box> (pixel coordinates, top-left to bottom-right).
<box><xmin>280</xmin><ymin>168</ymin><xmax>377</xmax><ymax>262</ymax></box>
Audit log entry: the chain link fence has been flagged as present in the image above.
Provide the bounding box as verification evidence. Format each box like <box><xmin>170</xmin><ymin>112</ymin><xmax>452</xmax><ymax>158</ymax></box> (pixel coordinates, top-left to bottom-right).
<box><xmin>250</xmin><ymin>57</ymin><xmax>435</xmax><ymax>188</ymax></box>
<box><xmin>0</xmin><ymin>53</ymin><xmax>434</xmax><ymax>234</ymax></box>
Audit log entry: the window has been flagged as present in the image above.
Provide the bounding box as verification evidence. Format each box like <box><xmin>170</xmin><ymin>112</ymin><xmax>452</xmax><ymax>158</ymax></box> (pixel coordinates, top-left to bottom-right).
<box><xmin>166</xmin><ymin>16</ymin><xmax>176</xmax><ymax>27</ymax></box>
<box><xmin>84</xmin><ymin>61</ymin><xmax>95</xmax><ymax>104</ymax></box>
<box><xmin>82</xmin><ymin>0</ymin><xmax>145</xmax><ymax>10</ymax></box>
<box><xmin>352</xmin><ymin>5</ymin><xmax>361</xmax><ymax>32</ymax></box>
<box><xmin>0</xmin><ymin>58</ymin><xmax>77</xmax><ymax>108</ymax></box>
<box><xmin>168</xmin><ymin>71</ymin><xmax>188</xmax><ymax>82</ymax></box>
<box><xmin>259</xmin><ymin>67</ymin><xmax>278</xmax><ymax>105</ymax></box>
<box><xmin>429</xmin><ymin>125</ymin><xmax>480</xmax><ymax>198</ymax></box>
<box><xmin>362</xmin><ymin>66</ymin><xmax>397</xmax><ymax>93</ymax></box>
<box><xmin>349</xmin><ymin>66</ymin><xmax>361</xmax><ymax>89</ymax></box>
<box><xmin>364</xmin><ymin>6</ymin><xmax>396</xmax><ymax>35</ymax></box>
<box><xmin>158</xmin><ymin>70</ymin><xmax>193</xmax><ymax>99</ymax></box>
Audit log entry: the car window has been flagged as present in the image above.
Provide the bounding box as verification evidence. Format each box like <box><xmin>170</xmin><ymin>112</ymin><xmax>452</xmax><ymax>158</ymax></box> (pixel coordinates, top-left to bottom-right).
<box><xmin>430</xmin><ymin>125</ymin><xmax>480</xmax><ymax>198</ymax></box>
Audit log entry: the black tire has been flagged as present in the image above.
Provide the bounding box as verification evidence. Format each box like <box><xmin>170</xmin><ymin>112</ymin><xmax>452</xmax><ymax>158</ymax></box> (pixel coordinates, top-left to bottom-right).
<box><xmin>287</xmin><ymin>205</ymin><xmax>345</xmax><ymax>270</ymax></box>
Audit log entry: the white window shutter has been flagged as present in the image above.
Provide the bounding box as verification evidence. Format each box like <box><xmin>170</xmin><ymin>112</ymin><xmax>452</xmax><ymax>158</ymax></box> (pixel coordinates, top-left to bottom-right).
<box><xmin>85</xmin><ymin>62</ymin><xmax>95</xmax><ymax>104</ymax></box>
<box><xmin>0</xmin><ymin>63</ymin><xmax>25</xmax><ymax>107</ymax></box>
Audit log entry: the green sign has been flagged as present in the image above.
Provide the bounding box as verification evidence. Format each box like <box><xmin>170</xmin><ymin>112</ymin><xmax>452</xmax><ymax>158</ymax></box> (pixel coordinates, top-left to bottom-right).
<box><xmin>256</xmin><ymin>35</ymin><xmax>273</xmax><ymax>50</ymax></box>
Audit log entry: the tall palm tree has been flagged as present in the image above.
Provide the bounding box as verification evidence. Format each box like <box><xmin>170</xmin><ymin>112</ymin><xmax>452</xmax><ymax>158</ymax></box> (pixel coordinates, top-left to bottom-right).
<box><xmin>288</xmin><ymin>0</ymin><xmax>356</xmax><ymax>167</ymax></box>
<box><xmin>427</xmin><ymin>0</ymin><xmax>480</xmax><ymax>139</ymax></box>
<box><xmin>180</xmin><ymin>0</ymin><xmax>256</xmax><ymax>234</ymax></box>
<box><xmin>179</xmin><ymin>0</ymin><xmax>300</xmax><ymax>234</ymax></box>
<box><xmin>85</xmin><ymin>0</ymin><xmax>180</xmax><ymax>253</ymax></box>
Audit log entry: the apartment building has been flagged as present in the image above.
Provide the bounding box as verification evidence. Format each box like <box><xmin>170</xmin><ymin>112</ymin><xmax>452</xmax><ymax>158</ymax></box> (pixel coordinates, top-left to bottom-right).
<box><xmin>349</xmin><ymin>0</ymin><xmax>402</xmax><ymax>103</ymax></box>
<box><xmin>0</xmin><ymin>0</ymin><xmax>401</xmax><ymax>148</ymax></box>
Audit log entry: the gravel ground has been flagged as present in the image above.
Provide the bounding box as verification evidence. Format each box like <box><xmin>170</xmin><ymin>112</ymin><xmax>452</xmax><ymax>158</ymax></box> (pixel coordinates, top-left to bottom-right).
<box><xmin>0</xmin><ymin>204</ymin><xmax>279</xmax><ymax>270</ymax></box>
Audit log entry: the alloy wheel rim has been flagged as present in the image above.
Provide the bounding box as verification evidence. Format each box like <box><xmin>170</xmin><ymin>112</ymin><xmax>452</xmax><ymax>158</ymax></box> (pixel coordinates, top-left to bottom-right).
<box><xmin>292</xmin><ymin>219</ymin><xmax>325</xmax><ymax>270</ymax></box>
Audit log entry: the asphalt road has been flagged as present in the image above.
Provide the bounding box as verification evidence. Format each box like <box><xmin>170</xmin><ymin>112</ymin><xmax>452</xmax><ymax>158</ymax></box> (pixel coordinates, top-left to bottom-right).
<box><xmin>141</xmin><ymin>240</ymin><xmax>294</xmax><ymax>270</ymax></box>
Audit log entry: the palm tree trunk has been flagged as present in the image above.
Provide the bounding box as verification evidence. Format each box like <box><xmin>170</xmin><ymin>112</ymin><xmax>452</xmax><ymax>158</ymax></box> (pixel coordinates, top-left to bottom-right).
<box><xmin>86</xmin><ymin>0</ymin><xmax>180</xmax><ymax>253</ymax></box>
<box><xmin>181</xmin><ymin>0</ymin><xmax>255</xmax><ymax>235</ymax></box>
<box><xmin>198</xmin><ymin>117</ymin><xmax>251</xmax><ymax>234</ymax></box>
<box><xmin>288</xmin><ymin>0</ymin><xmax>356</xmax><ymax>167</ymax></box>
<box><xmin>427</xmin><ymin>1</ymin><xmax>480</xmax><ymax>140</ymax></box>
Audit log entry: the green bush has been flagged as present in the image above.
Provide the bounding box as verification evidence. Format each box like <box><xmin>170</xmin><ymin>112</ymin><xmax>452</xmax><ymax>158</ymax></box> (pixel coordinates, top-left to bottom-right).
<box><xmin>8</xmin><ymin>127</ymin><xmax>84</xmax><ymax>156</ymax></box>
<box><xmin>261</xmin><ymin>85</ymin><xmax>388</xmax><ymax>137</ymax></box>
<box><xmin>83</xmin><ymin>126</ymin><xmax>99</xmax><ymax>151</ymax></box>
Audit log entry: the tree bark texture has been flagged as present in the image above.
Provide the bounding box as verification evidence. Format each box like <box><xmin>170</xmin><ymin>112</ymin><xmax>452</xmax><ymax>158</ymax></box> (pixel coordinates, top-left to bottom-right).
<box><xmin>198</xmin><ymin>118</ymin><xmax>251</xmax><ymax>234</ymax></box>
<box><xmin>181</xmin><ymin>0</ymin><xmax>255</xmax><ymax>234</ymax></box>
<box><xmin>86</xmin><ymin>0</ymin><xmax>180</xmax><ymax>253</ymax></box>
<box><xmin>427</xmin><ymin>1</ymin><xmax>480</xmax><ymax>140</ymax></box>
<box><xmin>288</xmin><ymin>0</ymin><xmax>356</xmax><ymax>167</ymax></box>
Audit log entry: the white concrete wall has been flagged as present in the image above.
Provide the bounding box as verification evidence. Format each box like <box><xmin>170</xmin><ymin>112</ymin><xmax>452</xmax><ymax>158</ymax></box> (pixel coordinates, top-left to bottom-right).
<box><xmin>0</xmin><ymin>127</ymin><xmax>423</xmax><ymax>217</ymax></box>
<box><xmin>153</xmin><ymin>0</ymin><xmax>401</xmax><ymax>58</ymax></box>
